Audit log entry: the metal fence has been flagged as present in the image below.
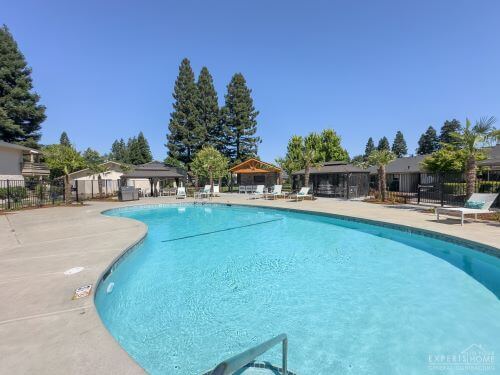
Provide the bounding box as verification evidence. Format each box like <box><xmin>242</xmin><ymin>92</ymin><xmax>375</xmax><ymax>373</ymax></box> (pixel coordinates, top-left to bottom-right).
<box><xmin>0</xmin><ymin>178</ymin><xmax>121</xmax><ymax>210</ymax></box>
<box><xmin>372</xmin><ymin>172</ymin><xmax>500</xmax><ymax>207</ymax></box>
<box><xmin>0</xmin><ymin>179</ymin><xmax>65</xmax><ymax>210</ymax></box>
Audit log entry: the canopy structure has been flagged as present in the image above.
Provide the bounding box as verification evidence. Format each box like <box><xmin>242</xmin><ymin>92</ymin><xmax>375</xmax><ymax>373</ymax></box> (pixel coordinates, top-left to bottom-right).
<box><xmin>229</xmin><ymin>158</ymin><xmax>282</xmax><ymax>186</ymax></box>
<box><xmin>121</xmin><ymin>161</ymin><xmax>187</xmax><ymax>196</ymax></box>
<box><xmin>292</xmin><ymin>161</ymin><xmax>370</xmax><ymax>199</ymax></box>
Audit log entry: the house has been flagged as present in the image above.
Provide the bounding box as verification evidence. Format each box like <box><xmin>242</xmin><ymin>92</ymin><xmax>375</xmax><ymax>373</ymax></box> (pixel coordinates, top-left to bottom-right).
<box><xmin>67</xmin><ymin>160</ymin><xmax>187</xmax><ymax>198</ymax></box>
<box><xmin>368</xmin><ymin>155</ymin><xmax>431</xmax><ymax>192</ymax></box>
<box><xmin>0</xmin><ymin>141</ymin><xmax>50</xmax><ymax>180</ymax></box>
<box><xmin>229</xmin><ymin>158</ymin><xmax>282</xmax><ymax>187</ymax></box>
<box><xmin>292</xmin><ymin>161</ymin><xmax>370</xmax><ymax>198</ymax></box>
<box><xmin>479</xmin><ymin>144</ymin><xmax>500</xmax><ymax>175</ymax></box>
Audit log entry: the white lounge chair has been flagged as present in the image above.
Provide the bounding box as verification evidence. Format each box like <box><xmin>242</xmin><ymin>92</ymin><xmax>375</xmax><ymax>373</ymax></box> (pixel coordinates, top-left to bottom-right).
<box><xmin>265</xmin><ymin>185</ymin><xmax>283</xmax><ymax>200</ymax></box>
<box><xmin>238</xmin><ymin>185</ymin><xmax>246</xmax><ymax>194</ymax></box>
<box><xmin>212</xmin><ymin>185</ymin><xmax>220</xmax><ymax>197</ymax></box>
<box><xmin>199</xmin><ymin>185</ymin><xmax>211</xmax><ymax>198</ymax></box>
<box><xmin>248</xmin><ymin>185</ymin><xmax>265</xmax><ymax>199</ymax></box>
<box><xmin>436</xmin><ymin>193</ymin><xmax>498</xmax><ymax>225</ymax></box>
<box><xmin>292</xmin><ymin>187</ymin><xmax>313</xmax><ymax>201</ymax></box>
<box><xmin>176</xmin><ymin>187</ymin><xmax>186</xmax><ymax>199</ymax></box>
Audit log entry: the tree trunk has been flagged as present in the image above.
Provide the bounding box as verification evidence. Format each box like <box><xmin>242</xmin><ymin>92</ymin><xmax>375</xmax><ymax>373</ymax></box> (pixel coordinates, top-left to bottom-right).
<box><xmin>304</xmin><ymin>164</ymin><xmax>310</xmax><ymax>188</ymax></box>
<box><xmin>209</xmin><ymin>173</ymin><xmax>214</xmax><ymax>191</ymax></box>
<box><xmin>64</xmin><ymin>175</ymin><xmax>72</xmax><ymax>204</ymax></box>
<box><xmin>378</xmin><ymin>165</ymin><xmax>387</xmax><ymax>201</ymax></box>
<box><xmin>465</xmin><ymin>155</ymin><xmax>476</xmax><ymax>199</ymax></box>
<box><xmin>98</xmin><ymin>175</ymin><xmax>103</xmax><ymax>198</ymax></box>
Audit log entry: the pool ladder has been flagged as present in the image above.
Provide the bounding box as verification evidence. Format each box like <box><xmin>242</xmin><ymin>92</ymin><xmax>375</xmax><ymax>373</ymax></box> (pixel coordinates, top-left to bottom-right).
<box><xmin>207</xmin><ymin>333</ymin><xmax>291</xmax><ymax>375</ymax></box>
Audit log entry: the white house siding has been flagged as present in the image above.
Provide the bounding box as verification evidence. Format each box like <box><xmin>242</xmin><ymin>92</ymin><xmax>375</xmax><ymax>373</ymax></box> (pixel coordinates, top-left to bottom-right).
<box><xmin>126</xmin><ymin>179</ymin><xmax>154</xmax><ymax>195</ymax></box>
<box><xmin>0</xmin><ymin>146</ymin><xmax>23</xmax><ymax>180</ymax></box>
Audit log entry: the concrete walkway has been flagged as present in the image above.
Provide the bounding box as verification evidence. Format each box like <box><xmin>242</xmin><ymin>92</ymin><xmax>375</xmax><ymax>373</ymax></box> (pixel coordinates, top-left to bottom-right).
<box><xmin>0</xmin><ymin>195</ymin><xmax>498</xmax><ymax>374</ymax></box>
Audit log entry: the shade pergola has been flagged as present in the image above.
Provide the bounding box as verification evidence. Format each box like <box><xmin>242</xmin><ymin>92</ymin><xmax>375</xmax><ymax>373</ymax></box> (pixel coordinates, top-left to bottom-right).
<box><xmin>229</xmin><ymin>158</ymin><xmax>282</xmax><ymax>186</ymax></box>
<box><xmin>121</xmin><ymin>161</ymin><xmax>187</xmax><ymax>196</ymax></box>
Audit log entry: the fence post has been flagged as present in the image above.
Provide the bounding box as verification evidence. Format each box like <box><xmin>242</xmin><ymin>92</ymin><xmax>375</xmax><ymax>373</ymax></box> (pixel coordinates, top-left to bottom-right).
<box><xmin>440</xmin><ymin>174</ymin><xmax>444</xmax><ymax>207</ymax></box>
<box><xmin>6</xmin><ymin>179</ymin><xmax>11</xmax><ymax>210</ymax></box>
<box><xmin>75</xmin><ymin>181</ymin><xmax>79</xmax><ymax>202</ymax></box>
<box><xmin>39</xmin><ymin>180</ymin><xmax>44</xmax><ymax>207</ymax></box>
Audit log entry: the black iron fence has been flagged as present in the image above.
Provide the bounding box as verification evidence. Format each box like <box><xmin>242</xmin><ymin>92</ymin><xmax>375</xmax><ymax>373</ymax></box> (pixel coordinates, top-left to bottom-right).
<box><xmin>371</xmin><ymin>172</ymin><xmax>500</xmax><ymax>207</ymax></box>
<box><xmin>0</xmin><ymin>178</ymin><xmax>122</xmax><ymax>210</ymax></box>
<box><xmin>0</xmin><ymin>179</ymin><xmax>65</xmax><ymax>210</ymax></box>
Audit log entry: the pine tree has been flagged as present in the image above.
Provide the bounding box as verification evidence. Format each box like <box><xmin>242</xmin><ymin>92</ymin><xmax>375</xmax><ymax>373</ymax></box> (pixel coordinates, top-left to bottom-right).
<box><xmin>0</xmin><ymin>25</ymin><xmax>46</xmax><ymax>147</ymax></box>
<box><xmin>221</xmin><ymin>73</ymin><xmax>260</xmax><ymax>162</ymax></box>
<box><xmin>377</xmin><ymin>136</ymin><xmax>390</xmax><ymax>151</ymax></box>
<box><xmin>136</xmin><ymin>131</ymin><xmax>153</xmax><ymax>163</ymax></box>
<box><xmin>167</xmin><ymin>58</ymin><xmax>203</xmax><ymax>165</ymax></box>
<box><xmin>110</xmin><ymin>138</ymin><xmax>128</xmax><ymax>163</ymax></box>
<box><xmin>127</xmin><ymin>132</ymin><xmax>153</xmax><ymax>165</ymax></box>
<box><xmin>364</xmin><ymin>137</ymin><xmax>375</xmax><ymax>157</ymax></box>
<box><xmin>417</xmin><ymin>126</ymin><xmax>440</xmax><ymax>155</ymax></box>
<box><xmin>82</xmin><ymin>148</ymin><xmax>103</xmax><ymax>165</ymax></box>
<box><xmin>197</xmin><ymin>67</ymin><xmax>222</xmax><ymax>150</ymax></box>
<box><xmin>59</xmin><ymin>131</ymin><xmax>71</xmax><ymax>147</ymax></box>
<box><xmin>391</xmin><ymin>131</ymin><xmax>407</xmax><ymax>157</ymax></box>
<box><xmin>439</xmin><ymin>119</ymin><xmax>461</xmax><ymax>145</ymax></box>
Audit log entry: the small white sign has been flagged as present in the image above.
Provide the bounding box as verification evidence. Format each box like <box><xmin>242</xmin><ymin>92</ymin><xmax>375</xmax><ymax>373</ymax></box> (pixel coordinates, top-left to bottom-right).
<box><xmin>73</xmin><ymin>284</ymin><xmax>92</xmax><ymax>300</ymax></box>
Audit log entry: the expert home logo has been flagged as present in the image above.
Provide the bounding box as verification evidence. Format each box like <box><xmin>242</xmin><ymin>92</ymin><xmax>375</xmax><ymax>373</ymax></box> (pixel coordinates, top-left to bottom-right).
<box><xmin>428</xmin><ymin>344</ymin><xmax>495</xmax><ymax>372</ymax></box>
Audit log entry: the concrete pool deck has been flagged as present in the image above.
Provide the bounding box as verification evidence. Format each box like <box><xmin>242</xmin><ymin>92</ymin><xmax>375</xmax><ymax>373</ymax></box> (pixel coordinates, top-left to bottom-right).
<box><xmin>0</xmin><ymin>195</ymin><xmax>498</xmax><ymax>374</ymax></box>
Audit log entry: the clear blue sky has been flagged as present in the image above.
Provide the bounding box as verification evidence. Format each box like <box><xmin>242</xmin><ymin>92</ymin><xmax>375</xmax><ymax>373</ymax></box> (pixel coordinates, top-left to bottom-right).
<box><xmin>2</xmin><ymin>0</ymin><xmax>499</xmax><ymax>162</ymax></box>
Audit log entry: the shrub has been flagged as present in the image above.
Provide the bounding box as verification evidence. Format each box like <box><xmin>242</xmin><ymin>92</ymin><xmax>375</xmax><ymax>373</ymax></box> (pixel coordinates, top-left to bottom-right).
<box><xmin>0</xmin><ymin>186</ymin><xmax>28</xmax><ymax>202</ymax></box>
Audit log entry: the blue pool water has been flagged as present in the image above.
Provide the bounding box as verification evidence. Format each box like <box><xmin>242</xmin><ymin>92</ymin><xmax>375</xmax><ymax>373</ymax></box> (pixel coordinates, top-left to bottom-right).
<box><xmin>95</xmin><ymin>204</ymin><xmax>500</xmax><ymax>374</ymax></box>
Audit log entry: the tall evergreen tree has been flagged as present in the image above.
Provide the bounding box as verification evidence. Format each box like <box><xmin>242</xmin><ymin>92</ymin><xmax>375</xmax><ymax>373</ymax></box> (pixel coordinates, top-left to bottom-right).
<box><xmin>364</xmin><ymin>137</ymin><xmax>375</xmax><ymax>157</ymax></box>
<box><xmin>377</xmin><ymin>136</ymin><xmax>390</xmax><ymax>151</ymax></box>
<box><xmin>196</xmin><ymin>67</ymin><xmax>222</xmax><ymax>150</ymax></box>
<box><xmin>391</xmin><ymin>131</ymin><xmax>408</xmax><ymax>157</ymax></box>
<box><xmin>417</xmin><ymin>126</ymin><xmax>440</xmax><ymax>154</ymax></box>
<box><xmin>59</xmin><ymin>131</ymin><xmax>71</xmax><ymax>147</ymax></box>
<box><xmin>127</xmin><ymin>132</ymin><xmax>152</xmax><ymax>165</ymax></box>
<box><xmin>110</xmin><ymin>138</ymin><xmax>128</xmax><ymax>163</ymax></box>
<box><xmin>167</xmin><ymin>58</ymin><xmax>203</xmax><ymax>165</ymax></box>
<box><xmin>82</xmin><ymin>147</ymin><xmax>103</xmax><ymax>165</ymax></box>
<box><xmin>0</xmin><ymin>25</ymin><xmax>46</xmax><ymax>147</ymax></box>
<box><xmin>221</xmin><ymin>73</ymin><xmax>260</xmax><ymax>162</ymax></box>
<box><xmin>439</xmin><ymin>119</ymin><xmax>461</xmax><ymax>145</ymax></box>
<box><xmin>136</xmin><ymin>132</ymin><xmax>153</xmax><ymax>163</ymax></box>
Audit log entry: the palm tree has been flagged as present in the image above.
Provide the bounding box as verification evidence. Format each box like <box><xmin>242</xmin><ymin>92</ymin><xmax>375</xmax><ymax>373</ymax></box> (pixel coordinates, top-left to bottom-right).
<box><xmin>452</xmin><ymin>117</ymin><xmax>497</xmax><ymax>198</ymax></box>
<box><xmin>366</xmin><ymin>150</ymin><xmax>395</xmax><ymax>201</ymax></box>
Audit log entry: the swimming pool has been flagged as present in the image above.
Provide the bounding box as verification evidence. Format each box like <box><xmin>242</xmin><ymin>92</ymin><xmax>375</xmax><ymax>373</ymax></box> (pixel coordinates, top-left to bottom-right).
<box><xmin>95</xmin><ymin>204</ymin><xmax>500</xmax><ymax>374</ymax></box>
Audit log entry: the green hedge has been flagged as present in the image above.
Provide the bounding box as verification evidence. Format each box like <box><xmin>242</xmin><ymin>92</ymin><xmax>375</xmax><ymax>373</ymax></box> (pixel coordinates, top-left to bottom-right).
<box><xmin>0</xmin><ymin>186</ymin><xmax>28</xmax><ymax>201</ymax></box>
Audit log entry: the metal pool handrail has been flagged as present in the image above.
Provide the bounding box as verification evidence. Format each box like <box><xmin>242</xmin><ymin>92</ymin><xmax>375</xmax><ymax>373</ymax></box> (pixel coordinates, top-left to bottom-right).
<box><xmin>210</xmin><ymin>333</ymin><xmax>288</xmax><ymax>375</ymax></box>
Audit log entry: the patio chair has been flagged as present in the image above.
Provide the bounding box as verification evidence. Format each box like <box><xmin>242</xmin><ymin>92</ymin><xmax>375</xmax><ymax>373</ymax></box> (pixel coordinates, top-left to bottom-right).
<box><xmin>212</xmin><ymin>185</ymin><xmax>220</xmax><ymax>197</ymax></box>
<box><xmin>176</xmin><ymin>187</ymin><xmax>187</xmax><ymax>199</ymax></box>
<box><xmin>291</xmin><ymin>187</ymin><xmax>313</xmax><ymax>201</ymax></box>
<box><xmin>238</xmin><ymin>185</ymin><xmax>246</xmax><ymax>194</ymax></box>
<box><xmin>248</xmin><ymin>185</ymin><xmax>265</xmax><ymax>199</ymax></box>
<box><xmin>199</xmin><ymin>185</ymin><xmax>211</xmax><ymax>198</ymax></box>
<box><xmin>436</xmin><ymin>193</ymin><xmax>498</xmax><ymax>225</ymax></box>
<box><xmin>245</xmin><ymin>185</ymin><xmax>254</xmax><ymax>194</ymax></box>
<box><xmin>265</xmin><ymin>185</ymin><xmax>283</xmax><ymax>200</ymax></box>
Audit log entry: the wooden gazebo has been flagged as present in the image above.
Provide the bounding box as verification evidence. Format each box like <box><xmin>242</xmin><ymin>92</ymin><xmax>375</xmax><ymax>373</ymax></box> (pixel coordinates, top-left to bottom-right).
<box><xmin>229</xmin><ymin>158</ymin><xmax>282</xmax><ymax>187</ymax></box>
